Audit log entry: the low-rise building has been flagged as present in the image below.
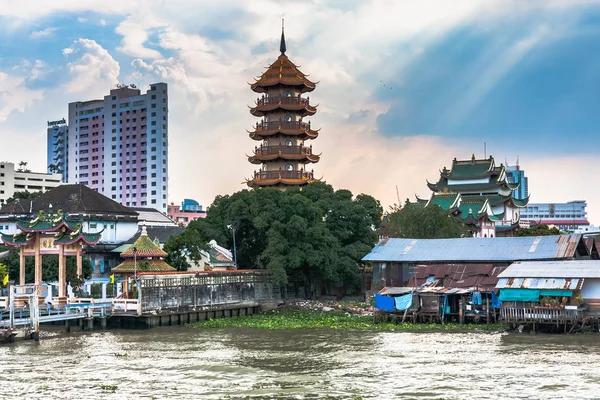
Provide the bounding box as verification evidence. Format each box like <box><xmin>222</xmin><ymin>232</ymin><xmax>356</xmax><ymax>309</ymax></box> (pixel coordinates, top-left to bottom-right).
<box><xmin>0</xmin><ymin>162</ymin><xmax>63</xmax><ymax>206</ymax></box>
<box><xmin>520</xmin><ymin>200</ymin><xmax>590</xmax><ymax>231</ymax></box>
<box><xmin>167</xmin><ymin>199</ymin><xmax>206</xmax><ymax>226</ymax></box>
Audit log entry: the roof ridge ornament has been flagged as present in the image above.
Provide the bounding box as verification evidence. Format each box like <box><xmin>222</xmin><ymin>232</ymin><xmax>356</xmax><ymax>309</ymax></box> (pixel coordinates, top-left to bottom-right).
<box><xmin>280</xmin><ymin>18</ymin><xmax>286</xmax><ymax>55</ymax></box>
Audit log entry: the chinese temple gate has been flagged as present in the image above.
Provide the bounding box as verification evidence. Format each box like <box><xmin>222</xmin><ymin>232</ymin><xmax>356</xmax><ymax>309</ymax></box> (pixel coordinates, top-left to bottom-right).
<box><xmin>0</xmin><ymin>210</ymin><xmax>101</xmax><ymax>304</ymax></box>
<box><xmin>246</xmin><ymin>21</ymin><xmax>322</xmax><ymax>189</ymax></box>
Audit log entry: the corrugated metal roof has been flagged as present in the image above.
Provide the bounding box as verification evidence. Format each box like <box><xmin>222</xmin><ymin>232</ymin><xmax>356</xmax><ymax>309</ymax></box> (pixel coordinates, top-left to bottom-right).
<box><xmin>407</xmin><ymin>264</ymin><xmax>506</xmax><ymax>289</ymax></box>
<box><xmin>378</xmin><ymin>287</ymin><xmax>413</xmax><ymax>296</ymax></box>
<box><xmin>498</xmin><ymin>260</ymin><xmax>600</xmax><ymax>279</ymax></box>
<box><xmin>362</xmin><ymin>234</ymin><xmax>585</xmax><ymax>263</ymax></box>
<box><xmin>496</xmin><ymin>277</ymin><xmax>583</xmax><ymax>290</ymax></box>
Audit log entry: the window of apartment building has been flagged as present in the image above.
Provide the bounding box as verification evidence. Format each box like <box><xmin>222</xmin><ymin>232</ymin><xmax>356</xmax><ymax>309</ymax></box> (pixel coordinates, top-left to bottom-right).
<box><xmin>162</xmin><ymin>125</ymin><xmax>166</xmax><ymax>129</ymax></box>
<box><xmin>112</xmin><ymin>120</ymin><xmax>116</xmax><ymax>125</ymax></box>
<box><xmin>151</xmin><ymin>156</ymin><xmax>156</xmax><ymax>161</ymax></box>
<box><xmin>151</xmin><ymin>182</ymin><xmax>156</xmax><ymax>186</ymax></box>
<box><xmin>151</xmin><ymin>121</ymin><xmax>156</xmax><ymax>126</ymax></box>
<box><xmin>151</xmin><ymin>191</ymin><xmax>156</xmax><ymax>195</ymax></box>
<box><xmin>151</xmin><ymin>112</ymin><xmax>156</xmax><ymax>117</ymax></box>
<box><xmin>151</xmin><ymin>173</ymin><xmax>156</xmax><ymax>178</ymax></box>
<box><xmin>151</xmin><ymin>129</ymin><xmax>156</xmax><ymax>134</ymax></box>
<box><xmin>151</xmin><ymin>103</ymin><xmax>156</xmax><ymax>108</ymax></box>
<box><xmin>111</xmin><ymin>186</ymin><xmax>116</xmax><ymax>191</ymax></box>
<box><xmin>151</xmin><ymin>199</ymin><xmax>157</xmax><ymax>204</ymax></box>
<box><xmin>151</xmin><ymin>138</ymin><xmax>156</xmax><ymax>143</ymax></box>
<box><xmin>112</xmin><ymin>104</ymin><xmax>116</xmax><ymax>109</ymax></box>
<box><xmin>151</xmin><ymin>95</ymin><xmax>156</xmax><ymax>99</ymax></box>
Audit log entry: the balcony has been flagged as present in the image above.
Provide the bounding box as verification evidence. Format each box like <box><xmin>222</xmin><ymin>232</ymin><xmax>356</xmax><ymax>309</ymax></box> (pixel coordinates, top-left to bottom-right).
<box><xmin>254</xmin><ymin>145</ymin><xmax>313</xmax><ymax>156</ymax></box>
<box><xmin>252</xmin><ymin>170</ymin><xmax>314</xmax><ymax>181</ymax></box>
<box><xmin>255</xmin><ymin>120</ymin><xmax>310</xmax><ymax>132</ymax></box>
<box><xmin>255</xmin><ymin>96</ymin><xmax>310</xmax><ymax>107</ymax></box>
<box><xmin>501</xmin><ymin>306</ymin><xmax>583</xmax><ymax>323</ymax></box>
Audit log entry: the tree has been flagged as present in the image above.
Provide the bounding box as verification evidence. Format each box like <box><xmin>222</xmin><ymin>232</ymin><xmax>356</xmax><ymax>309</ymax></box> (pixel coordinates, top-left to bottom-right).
<box><xmin>163</xmin><ymin>182</ymin><xmax>383</xmax><ymax>293</ymax></box>
<box><xmin>380</xmin><ymin>204</ymin><xmax>470</xmax><ymax>239</ymax></box>
<box><xmin>16</xmin><ymin>161</ymin><xmax>30</xmax><ymax>173</ymax></box>
<box><xmin>48</xmin><ymin>163</ymin><xmax>63</xmax><ymax>174</ymax></box>
<box><xmin>516</xmin><ymin>224</ymin><xmax>561</xmax><ymax>237</ymax></box>
<box><xmin>5</xmin><ymin>190</ymin><xmax>43</xmax><ymax>205</ymax></box>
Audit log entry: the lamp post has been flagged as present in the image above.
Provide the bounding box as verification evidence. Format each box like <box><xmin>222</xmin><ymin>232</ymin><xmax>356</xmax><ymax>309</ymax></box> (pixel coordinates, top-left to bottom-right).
<box><xmin>227</xmin><ymin>225</ymin><xmax>238</xmax><ymax>270</ymax></box>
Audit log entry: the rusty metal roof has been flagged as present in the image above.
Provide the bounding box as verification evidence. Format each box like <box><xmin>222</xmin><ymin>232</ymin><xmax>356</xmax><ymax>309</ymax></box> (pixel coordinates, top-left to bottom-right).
<box><xmin>378</xmin><ymin>287</ymin><xmax>413</xmax><ymax>296</ymax></box>
<box><xmin>498</xmin><ymin>260</ymin><xmax>600</xmax><ymax>279</ymax></box>
<box><xmin>496</xmin><ymin>277</ymin><xmax>583</xmax><ymax>290</ymax></box>
<box><xmin>362</xmin><ymin>234</ymin><xmax>587</xmax><ymax>263</ymax></box>
<box><xmin>407</xmin><ymin>263</ymin><xmax>505</xmax><ymax>289</ymax></box>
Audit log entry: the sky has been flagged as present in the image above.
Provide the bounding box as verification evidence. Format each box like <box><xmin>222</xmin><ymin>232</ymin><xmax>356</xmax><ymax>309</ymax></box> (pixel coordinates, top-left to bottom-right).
<box><xmin>1</xmin><ymin>0</ymin><xmax>600</xmax><ymax>223</ymax></box>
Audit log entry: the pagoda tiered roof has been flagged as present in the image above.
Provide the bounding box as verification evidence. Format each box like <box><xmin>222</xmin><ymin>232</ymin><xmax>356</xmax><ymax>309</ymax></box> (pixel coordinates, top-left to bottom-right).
<box><xmin>248</xmin><ymin>121</ymin><xmax>319</xmax><ymax>141</ymax></box>
<box><xmin>250</xmin><ymin>55</ymin><xmax>317</xmax><ymax>93</ymax></box>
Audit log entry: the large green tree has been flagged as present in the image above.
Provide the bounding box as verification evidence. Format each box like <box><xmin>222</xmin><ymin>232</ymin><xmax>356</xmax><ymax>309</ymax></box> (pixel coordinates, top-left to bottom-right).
<box><xmin>380</xmin><ymin>203</ymin><xmax>470</xmax><ymax>239</ymax></box>
<box><xmin>163</xmin><ymin>182</ymin><xmax>382</xmax><ymax>292</ymax></box>
<box><xmin>516</xmin><ymin>224</ymin><xmax>560</xmax><ymax>237</ymax></box>
<box><xmin>4</xmin><ymin>190</ymin><xmax>43</xmax><ymax>205</ymax></box>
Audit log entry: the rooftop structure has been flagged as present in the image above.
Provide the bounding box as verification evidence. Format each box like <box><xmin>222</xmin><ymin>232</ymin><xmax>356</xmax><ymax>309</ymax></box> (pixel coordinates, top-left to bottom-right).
<box><xmin>246</xmin><ymin>23</ymin><xmax>321</xmax><ymax>188</ymax></box>
<box><xmin>0</xmin><ymin>162</ymin><xmax>63</xmax><ymax>206</ymax></box>
<box><xmin>46</xmin><ymin>118</ymin><xmax>68</xmax><ymax>182</ymax></box>
<box><xmin>167</xmin><ymin>199</ymin><xmax>206</xmax><ymax>226</ymax></box>
<box><xmin>410</xmin><ymin>155</ymin><xmax>529</xmax><ymax>237</ymax></box>
<box><xmin>62</xmin><ymin>83</ymin><xmax>169</xmax><ymax>212</ymax></box>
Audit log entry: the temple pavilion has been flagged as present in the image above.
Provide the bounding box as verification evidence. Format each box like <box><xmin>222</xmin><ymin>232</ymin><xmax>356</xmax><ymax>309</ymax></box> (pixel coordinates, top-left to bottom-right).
<box><xmin>246</xmin><ymin>22</ymin><xmax>321</xmax><ymax>188</ymax></box>
<box><xmin>0</xmin><ymin>210</ymin><xmax>101</xmax><ymax>304</ymax></box>
<box><xmin>409</xmin><ymin>155</ymin><xmax>529</xmax><ymax>237</ymax></box>
<box><xmin>111</xmin><ymin>225</ymin><xmax>175</xmax><ymax>296</ymax></box>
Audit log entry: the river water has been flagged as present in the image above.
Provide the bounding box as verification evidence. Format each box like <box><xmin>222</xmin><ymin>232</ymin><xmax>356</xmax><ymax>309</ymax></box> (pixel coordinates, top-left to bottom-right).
<box><xmin>2</xmin><ymin>327</ymin><xmax>600</xmax><ymax>399</ymax></box>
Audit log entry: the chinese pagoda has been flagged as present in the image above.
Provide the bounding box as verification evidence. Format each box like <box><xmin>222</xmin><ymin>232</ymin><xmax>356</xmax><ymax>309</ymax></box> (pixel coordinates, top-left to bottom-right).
<box><xmin>409</xmin><ymin>155</ymin><xmax>529</xmax><ymax>237</ymax></box>
<box><xmin>246</xmin><ymin>22</ymin><xmax>321</xmax><ymax>188</ymax></box>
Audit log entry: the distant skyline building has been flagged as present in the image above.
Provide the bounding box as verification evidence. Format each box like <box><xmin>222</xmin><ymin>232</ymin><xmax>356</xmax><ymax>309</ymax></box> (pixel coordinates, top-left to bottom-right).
<box><xmin>58</xmin><ymin>83</ymin><xmax>169</xmax><ymax>212</ymax></box>
<box><xmin>520</xmin><ymin>200</ymin><xmax>590</xmax><ymax>231</ymax></box>
<box><xmin>46</xmin><ymin>118</ymin><xmax>68</xmax><ymax>182</ymax></box>
<box><xmin>0</xmin><ymin>161</ymin><xmax>62</xmax><ymax>206</ymax></box>
<box><xmin>505</xmin><ymin>163</ymin><xmax>528</xmax><ymax>201</ymax></box>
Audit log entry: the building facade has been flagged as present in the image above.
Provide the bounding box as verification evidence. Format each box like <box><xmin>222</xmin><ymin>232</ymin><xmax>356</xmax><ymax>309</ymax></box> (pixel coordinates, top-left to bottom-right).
<box><xmin>63</xmin><ymin>83</ymin><xmax>168</xmax><ymax>212</ymax></box>
<box><xmin>246</xmin><ymin>26</ymin><xmax>321</xmax><ymax>188</ymax></box>
<box><xmin>410</xmin><ymin>155</ymin><xmax>529</xmax><ymax>237</ymax></box>
<box><xmin>0</xmin><ymin>162</ymin><xmax>62</xmax><ymax>206</ymax></box>
<box><xmin>46</xmin><ymin>118</ymin><xmax>68</xmax><ymax>182</ymax></box>
<box><xmin>505</xmin><ymin>164</ymin><xmax>528</xmax><ymax>201</ymax></box>
<box><xmin>520</xmin><ymin>200</ymin><xmax>590</xmax><ymax>231</ymax></box>
<box><xmin>167</xmin><ymin>199</ymin><xmax>207</xmax><ymax>226</ymax></box>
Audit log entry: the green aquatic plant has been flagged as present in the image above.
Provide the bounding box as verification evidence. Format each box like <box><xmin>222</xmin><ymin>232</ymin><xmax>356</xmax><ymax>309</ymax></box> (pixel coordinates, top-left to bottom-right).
<box><xmin>98</xmin><ymin>384</ymin><xmax>118</xmax><ymax>393</ymax></box>
<box><xmin>189</xmin><ymin>308</ymin><xmax>507</xmax><ymax>332</ymax></box>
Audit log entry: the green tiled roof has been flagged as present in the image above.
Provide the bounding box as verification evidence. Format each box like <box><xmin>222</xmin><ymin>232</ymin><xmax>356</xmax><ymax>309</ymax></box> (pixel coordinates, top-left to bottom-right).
<box><xmin>427</xmin><ymin>193</ymin><xmax>459</xmax><ymax>210</ymax></box>
<box><xmin>112</xmin><ymin>259</ymin><xmax>176</xmax><ymax>273</ymax></box>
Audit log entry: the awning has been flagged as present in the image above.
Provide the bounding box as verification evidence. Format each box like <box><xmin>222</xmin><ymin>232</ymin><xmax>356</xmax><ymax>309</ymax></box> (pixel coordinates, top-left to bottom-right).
<box><xmin>499</xmin><ymin>289</ymin><xmax>541</xmax><ymax>302</ymax></box>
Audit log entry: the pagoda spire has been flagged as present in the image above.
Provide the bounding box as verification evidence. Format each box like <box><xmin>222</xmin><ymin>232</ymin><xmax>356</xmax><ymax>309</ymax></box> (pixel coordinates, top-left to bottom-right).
<box><xmin>280</xmin><ymin>19</ymin><xmax>286</xmax><ymax>55</ymax></box>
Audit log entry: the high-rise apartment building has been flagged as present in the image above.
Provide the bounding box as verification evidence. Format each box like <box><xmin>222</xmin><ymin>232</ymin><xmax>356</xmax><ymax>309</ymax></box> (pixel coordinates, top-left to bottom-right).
<box><xmin>505</xmin><ymin>164</ymin><xmax>528</xmax><ymax>201</ymax></box>
<box><xmin>63</xmin><ymin>83</ymin><xmax>169</xmax><ymax>212</ymax></box>
<box><xmin>46</xmin><ymin>118</ymin><xmax>68</xmax><ymax>182</ymax></box>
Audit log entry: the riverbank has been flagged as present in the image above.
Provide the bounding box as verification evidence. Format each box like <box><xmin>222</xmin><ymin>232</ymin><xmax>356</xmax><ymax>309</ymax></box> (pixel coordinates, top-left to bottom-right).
<box><xmin>189</xmin><ymin>302</ymin><xmax>508</xmax><ymax>332</ymax></box>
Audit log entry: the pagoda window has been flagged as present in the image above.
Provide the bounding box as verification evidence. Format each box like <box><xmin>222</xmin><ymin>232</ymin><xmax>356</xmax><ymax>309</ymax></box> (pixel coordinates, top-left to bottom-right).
<box><xmin>284</xmin><ymin>115</ymin><xmax>292</xmax><ymax>122</ymax></box>
<box><xmin>285</xmin><ymin>164</ymin><xmax>293</xmax><ymax>171</ymax></box>
<box><xmin>285</xmin><ymin>140</ymin><xmax>293</xmax><ymax>146</ymax></box>
<box><xmin>284</xmin><ymin>91</ymin><xmax>292</xmax><ymax>97</ymax></box>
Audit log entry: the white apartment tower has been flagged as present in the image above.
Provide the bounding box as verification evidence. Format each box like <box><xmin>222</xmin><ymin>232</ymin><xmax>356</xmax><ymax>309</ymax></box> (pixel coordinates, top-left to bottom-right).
<box><xmin>66</xmin><ymin>83</ymin><xmax>169</xmax><ymax>212</ymax></box>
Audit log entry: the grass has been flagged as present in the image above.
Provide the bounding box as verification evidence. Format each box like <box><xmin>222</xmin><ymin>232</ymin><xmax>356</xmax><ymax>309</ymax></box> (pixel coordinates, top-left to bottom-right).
<box><xmin>188</xmin><ymin>308</ymin><xmax>507</xmax><ymax>332</ymax></box>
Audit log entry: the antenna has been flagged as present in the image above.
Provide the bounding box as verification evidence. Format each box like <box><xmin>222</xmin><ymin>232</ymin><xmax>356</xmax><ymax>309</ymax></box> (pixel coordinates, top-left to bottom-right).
<box><xmin>396</xmin><ymin>185</ymin><xmax>401</xmax><ymax>207</ymax></box>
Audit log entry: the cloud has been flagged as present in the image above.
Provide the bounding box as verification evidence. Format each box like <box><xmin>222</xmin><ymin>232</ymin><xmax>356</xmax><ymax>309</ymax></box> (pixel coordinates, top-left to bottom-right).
<box><xmin>63</xmin><ymin>39</ymin><xmax>120</xmax><ymax>95</ymax></box>
<box><xmin>116</xmin><ymin>14</ymin><xmax>164</xmax><ymax>59</ymax></box>
<box><xmin>29</xmin><ymin>27</ymin><xmax>57</xmax><ymax>39</ymax></box>
<box><xmin>77</xmin><ymin>17</ymin><xmax>87</xmax><ymax>23</ymax></box>
<box><xmin>0</xmin><ymin>72</ymin><xmax>44</xmax><ymax>121</ymax></box>
<box><xmin>99</xmin><ymin>19</ymin><xmax>107</xmax><ymax>26</ymax></box>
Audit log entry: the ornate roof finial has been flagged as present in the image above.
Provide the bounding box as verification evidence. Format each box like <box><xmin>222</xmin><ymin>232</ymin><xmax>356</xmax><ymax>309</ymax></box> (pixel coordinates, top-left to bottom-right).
<box><xmin>280</xmin><ymin>18</ymin><xmax>286</xmax><ymax>55</ymax></box>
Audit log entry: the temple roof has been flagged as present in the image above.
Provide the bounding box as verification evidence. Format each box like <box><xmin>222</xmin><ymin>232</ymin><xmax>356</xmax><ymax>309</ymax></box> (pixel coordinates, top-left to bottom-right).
<box><xmin>250</xmin><ymin>55</ymin><xmax>317</xmax><ymax>93</ymax></box>
<box><xmin>249</xmin><ymin>98</ymin><xmax>317</xmax><ymax>117</ymax></box>
<box><xmin>0</xmin><ymin>184</ymin><xmax>137</xmax><ymax>221</ymax></box>
<box><xmin>121</xmin><ymin>225</ymin><xmax>168</xmax><ymax>258</ymax></box>
<box><xmin>441</xmin><ymin>155</ymin><xmax>497</xmax><ymax>180</ymax></box>
<box><xmin>249</xmin><ymin>125</ymin><xmax>319</xmax><ymax>141</ymax></box>
<box><xmin>111</xmin><ymin>259</ymin><xmax>176</xmax><ymax>273</ymax></box>
<box><xmin>248</xmin><ymin>151</ymin><xmax>320</xmax><ymax>164</ymax></box>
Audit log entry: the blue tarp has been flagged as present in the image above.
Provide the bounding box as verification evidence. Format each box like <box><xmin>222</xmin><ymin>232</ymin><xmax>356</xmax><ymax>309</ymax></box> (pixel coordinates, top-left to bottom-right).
<box><xmin>490</xmin><ymin>290</ymin><xmax>502</xmax><ymax>309</ymax></box>
<box><xmin>540</xmin><ymin>289</ymin><xmax>573</xmax><ymax>297</ymax></box>
<box><xmin>394</xmin><ymin>293</ymin><xmax>413</xmax><ymax>311</ymax></box>
<box><xmin>498</xmin><ymin>288</ymin><xmax>540</xmax><ymax>302</ymax></box>
<box><xmin>375</xmin><ymin>294</ymin><xmax>395</xmax><ymax>312</ymax></box>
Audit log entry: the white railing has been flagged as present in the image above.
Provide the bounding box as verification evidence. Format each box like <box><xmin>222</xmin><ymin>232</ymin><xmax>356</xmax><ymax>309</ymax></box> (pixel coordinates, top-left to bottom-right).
<box><xmin>113</xmin><ymin>299</ymin><xmax>141</xmax><ymax>316</ymax></box>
